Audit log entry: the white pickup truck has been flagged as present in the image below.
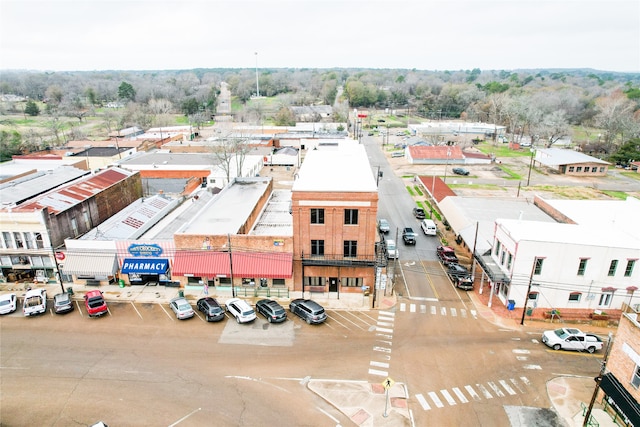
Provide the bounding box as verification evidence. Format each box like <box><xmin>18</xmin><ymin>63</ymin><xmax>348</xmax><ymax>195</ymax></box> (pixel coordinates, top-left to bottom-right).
<box><xmin>541</xmin><ymin>327</ymin><xmax>604</xmax><ymax>353</ymax></box>
<box><xmin>23</xmin><ymin>288</ymin><xmax>47</xmax><ymax>316</ymax></box>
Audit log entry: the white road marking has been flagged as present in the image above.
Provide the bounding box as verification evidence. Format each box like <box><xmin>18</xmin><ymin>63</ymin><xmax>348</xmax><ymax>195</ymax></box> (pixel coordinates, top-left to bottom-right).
<box><xmin>499</xmin><ymin>380</ymin><xmax>517</xmax><ymax>395</ymax></box>
<box><xmin>368</xmin><ymin>368</ymin><xmax>388</xmax><ymax>377</ymax></box>
<box><xmin>130</xmin><ymin>302</ymin><xmax>143</xmax><ymax>319</ymax></box>
<box><xmin>510</xmin><ymin>378</ymin><xmax>525</xmax><ymax>393</ymax></box>
<box><xmin>373</xmin><ymin>346</ymin><xmax>391</xmax><ymax>353</ymax></box>
<box><xmin>331</xmin><ymin>311</ymin><xmax>366</xmax><ymax>330</ymax></box>
<box><xmin>326</xmin><ymin>315</ymin><xmax>349</xmax><ymax>330</ymax></box>
<box><xmin>520</xmin><ymin>377</ymin><xmax>531</xmax><ymax>386</ymax></box>
<box><xmin>370</xmin><ymin>361</ymin><xmax>389</xmax><ymax>368</ymax></box>
<box><xmin>376</xmin><ymin>340</ymin><xmax>393</xmax><ymax>346</ymax></box>
<box><xmin>377</xmin><ymin>321</ymin><xmax>393</xmax><ymax>327</ymax></box>
<box><xmin>160</xmin><ymin>304</ymin><xmax>174</xmax><ymax>321</ymax></box>
<box><xmin>376</xmin><ymin>333</ymin><xmax>393</xmax><ymax>339</ymax></box>
<box><xmin>531</xmin><ymin>339</ymin><xmax>539</xmax><ymax>344</ymax></box>
<box><xmin>516</xmin><ymin>356</ymin><xmax>528</xmax><ymax>361</ymax></box>
<box><xmin>523</xmin><ymin>365</ymin><xmax>542</xmax><ymax>370</ymax></box>
<box><xmin>452</xmin><ymin>387</ymin><xmax>468</xmax><ymax>403</ymax></box>
<box><xmin>416</xmin><ymin>393</ymin><xmax>431</xmax><ymax>410</ymax></box>
<box><xmin>487</xmin><ymin>382</ymin><xmax>504</xmax><ymax>397</ymax></box>
<box><xmin>428</xmin><ymin>391</ymin><xmax>444</xmax><ymax>408</ymax></box>
<box><xmin>379</xmin><ymin>310</ymin><xmax>395</xmax><ymax>318</ymax></box>
<box><xmin>476</xmin><ymin>384</ymin><xmax>493</xmax><ymax>399</ymax></box>
<box><xmin>512</xmin><ymin>349</ymin><xmax>531</xmax><ymax>354</ymax></box>
<box><xmin>465</xmin><ymin>385</ymin><xmax>481</xmax><ymax>401</ymax></box>
<box><xmin>460</xmin><ymin>309</ymin><xmax>467</xmax><ymax>318</ymax></box>
<box><xmin>317</xmin><ymin>407</ymin><xmax>341</xmax><ymax>423</ymax></box>
<box><xmin>470</xmin><ymin>309</ymin><xmax>477</xmax><ymax>319</ymax></box>
<box><xmin>376</xmin><ymin>327</ymin><xmax>394</xmax><ymax>333</ymax></box>
<box><xmin>440</xmin><ymin>389</ymin><xmax>456</xmax><ymax>405</ymax></box>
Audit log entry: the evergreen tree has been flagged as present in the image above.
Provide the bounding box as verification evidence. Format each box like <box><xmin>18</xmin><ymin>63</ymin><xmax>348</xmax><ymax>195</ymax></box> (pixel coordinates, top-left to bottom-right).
<box><xmin>24</xmin><ymin>100</ymin><xmax>40</xmax><ymax>116</ymax></box>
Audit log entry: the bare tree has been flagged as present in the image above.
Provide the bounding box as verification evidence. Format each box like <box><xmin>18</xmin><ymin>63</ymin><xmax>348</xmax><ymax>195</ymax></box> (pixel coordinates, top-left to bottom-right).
<box><xmin>208</xmin><ymin>132</ymin><xmax>250</xmax><ymax>183</ymax></box>
<box><xmin>594</xmin><ymin>90</ymin><xmax>637</xmax><ymax>149</ymax></box>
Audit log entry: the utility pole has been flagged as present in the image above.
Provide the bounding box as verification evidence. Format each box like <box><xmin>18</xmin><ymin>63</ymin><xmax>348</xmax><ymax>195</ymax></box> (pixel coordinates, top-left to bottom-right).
<box><xmin>254</xmin><ymin>52</ymin><xmax>260</xmax><ymax>97</ymax></box>
<box><xmin>520</xmin><ymin>257</ymin><xmax>538</xmax><ymax>325</ymax></box>
<box><xmin>583</xmin><ymin>332</ymin><xmax>614</xmax><ymax>426</ymax></box>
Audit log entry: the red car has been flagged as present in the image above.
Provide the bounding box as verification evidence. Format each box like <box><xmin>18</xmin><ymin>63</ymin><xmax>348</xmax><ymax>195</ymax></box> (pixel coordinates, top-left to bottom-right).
<box><xmin>84</xmin><ymin>290</ymin><xmax>108</xmax><ymax>317</ymax></box>
<box><xmin>436</xmin><ymin>245</ymin><xmax>459</xmax><ymax>266</ymax></box>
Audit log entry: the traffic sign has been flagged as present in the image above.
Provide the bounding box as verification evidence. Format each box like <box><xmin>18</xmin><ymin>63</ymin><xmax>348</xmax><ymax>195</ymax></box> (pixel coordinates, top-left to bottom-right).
<box><xmin>382</xmin><ymin>377</ymin><xmax>395</xmax><ymax>390</ymax></box>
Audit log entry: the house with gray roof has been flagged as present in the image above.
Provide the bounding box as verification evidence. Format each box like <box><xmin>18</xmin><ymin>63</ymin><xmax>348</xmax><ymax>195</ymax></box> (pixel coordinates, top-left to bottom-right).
<box><xmin>534</xmin><ymin>148</ymin><xmax>610</xmax><ymax>176</ymax></box>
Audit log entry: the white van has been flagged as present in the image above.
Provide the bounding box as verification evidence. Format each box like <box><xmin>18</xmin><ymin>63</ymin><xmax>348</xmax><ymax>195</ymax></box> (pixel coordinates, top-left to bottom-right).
<box><xmin>421</xmin><ymin>219</ymin><xmax>437</xmax><ymax>236</ymax></box>
<box><xmin>385</xmin><ymin>239</ymin><xmax>398</xmax><ymax>259</ymax></box>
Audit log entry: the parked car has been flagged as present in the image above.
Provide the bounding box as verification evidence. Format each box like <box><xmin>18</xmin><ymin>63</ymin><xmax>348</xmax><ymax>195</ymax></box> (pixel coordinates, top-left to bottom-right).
<box><xmin>391</xmin><ymin>151</ymin><xmax>404</xmax><ymax>158</ymax></box>
<box><xmin>420</xmin><ymin>219</ymin><xmax>437</xmax><ymax>236</ymax></box>
<box><xmin>385</xmin><ymin>239</ymin><xmax>398</xmax><ymax>259</ymax></box>
<box><xmin>23</xmin><ymin>288</ymin><xmax>47</xmax><ymax>316</ymax></box>
<box><xmin>0</xmin><ymin>293</ymin><xmax>17</xmax><ymax>315</ymax></box>
<box><xmin>289</xmin><ymin>299</ymin><xmax>327</xmax><ymax>324</ymax></box>
<box><xmin>436</xmin><ymin>245</ymin><xmax>459</xmax><ymax>266</ymax></box>
<box><xmin>447</xmin><ymin>264</ymin><xmax>473</xmax><ymax>290</ymax></box>
<box><xmin>378</xmin><ymin>218</ymin><xmax>390</xmax><ymax>234</ymax></box>
<box><xmin>413</xmin><ymin>207</ymin><xmax>426</xmax><ymax>219</ymax></box>
<box><xmin>402</xmin><ymin>227</ymin><xmax>417</xmax><ymax>245</ymax></box>
<box><xmin>452</xmin><ymin>167</ymin><xmax>470</xmax><ymax>176</ymax></box>
<box><xmin>541</xmin><ymin>328</ymin><xmax>604</xmax><ymax>353</ymax></box>
<box><xmin>256</xmin><ymin>299</ymin><xmax>287</xmax><ymax>323</ymax></box>
<box><xmin>169</xmin><ymin>296</ymin><xmax>195</xmax><ymax>320</ymax></box>
<box><xmin>53</xmin><ymin>292</ymin><xmax>74</xmax><ymax>314</ymax></box>
<box><xmin>196</xmin><ymin>297</ymin><xmax>225</xmax><ymax>322</ymax></box>
<box><xmin>226</xmin><ymin>298</ymin><xmax>256</xmax><ymax>323</ymax></box>
<box><xmin>84</xmin><ymin>290</ymin><xmax>108</xmax><ymax>317</ymax></box>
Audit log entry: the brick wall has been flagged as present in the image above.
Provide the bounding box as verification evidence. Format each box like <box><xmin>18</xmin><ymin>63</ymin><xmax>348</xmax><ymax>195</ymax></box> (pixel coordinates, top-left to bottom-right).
<box><xmin>605</xmin><ymin>313</ymin><xmax>640</xmax><ymax>404</ymax></box>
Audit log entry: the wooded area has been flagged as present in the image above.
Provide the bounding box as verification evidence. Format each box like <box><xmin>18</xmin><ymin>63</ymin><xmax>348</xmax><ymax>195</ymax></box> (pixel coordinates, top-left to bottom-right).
<box><xmin>1</xmin><ymin>68</ymin><xmax>639</xmax><ymax>164</ymax></box>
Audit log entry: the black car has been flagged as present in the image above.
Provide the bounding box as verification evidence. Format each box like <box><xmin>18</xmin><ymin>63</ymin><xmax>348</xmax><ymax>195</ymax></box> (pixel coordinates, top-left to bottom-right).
<box><xmin>447</xmin><ymin>263</ymin><xmax>473</xmax><ymax>290</ymax></box>
<box><xmin>452</xmin><ymin>167</ymin><xmax>470</xmax><ymax>176</ymax></box>
<box><xmin>196</xmin><ymin>297</ymin><xmax>226</xmax><ymax>322</ymax></box>
<box><xmin>413</xmin><ymin>207</ymin><xmax>426</xmax><ymax>219</ymax></box>
<box><xmin>255</xmin><ymin>299</ymin><xmax>287</xmax><ymax>323</ymax></box>
<box><xmin>402</xmin><ymin>227</ymin><xmax>417</xmax><ymax>245</ymax></box>
<box><xmin>289</xmin><ymin>299</ymin><xmax>327</xmax><ymax>324</ymax></box>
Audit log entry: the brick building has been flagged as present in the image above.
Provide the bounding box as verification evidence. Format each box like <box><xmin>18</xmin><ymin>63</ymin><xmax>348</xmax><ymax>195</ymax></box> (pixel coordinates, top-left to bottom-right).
<box><xmin>291</xmin><ymin>141</ymin><xmax>379</xmax><ymax>297</ymax></box>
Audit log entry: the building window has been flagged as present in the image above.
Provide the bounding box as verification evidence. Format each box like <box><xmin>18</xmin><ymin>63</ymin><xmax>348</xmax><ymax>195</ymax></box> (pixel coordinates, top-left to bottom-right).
<box><xmin>494</xmin><ymin>240</ymin><xmax>501</xmax><ymax>256</ymax></box>
<box><xmin>584</xmin><ymin>167</ymin><xmax>590</xmax><ymax>173</ymax></box>
<box><xmin>591</xmin><ymin>167</ymin><xmax>597</xmax><ymax>172</ymax></box>
<box><xmin>83</xmin><ymin>211</ymin><xmax>91</xmax><ymax>229</ymax></box>
<box><xmin>218</xmin><ymin>277</ymin><xmax>231</xmax><ymax>285</ymax></box>
<box><xmin>344</xmin><ymin>209</ymin><xmax>358</xmax><ymax>225</ymax></box>
<box><xmin>568</xmin><ymin>166</ymin><xmax>575</xmax><ymax>172</ymax></box>
<box><xmin>500</xmin><ymin>250</ymin><xmax>506</xmax><ymax>265</ymax></box>
<box><xmin>34</xmin><ymin>232</ymin><xmax>44</xmax><ymax>249</ymax></box>
<box><xmin>568</xmin><ymin>292</ymin><xmax>581</xmax><ymax>302</ymax></box>
<box><xmin>2</xmin><ymin>232</ymin><xmax>12</xmax><ymax>249</ymax></box>
<box><xmin>534</xmin><ymin>258</ymin><xmax>544</xmax><ymax>275</ymax></box>
<box><xmin>342</xmin><ymin>277</ymin><xmax>363</xmax><ymax>287</ymax></box>
<box><xmin>310</xmin><ymin>208</ymin><xmax>324</xmax><ymax>224</ymax></box>
<box><xmin>576</xmin><ymin>166</ymin><xmax>582</xmax><ymax>172</ymax></box>
<box><xmin>577</xmin><ymin>258</ymin><xmax>588</xmax><ymax>276</ymax></box>
<box><xmin>272</xmin><ymin>278</ymin><xmax>285</xmax><ymax>287</ymax></box>
<box><xmin>304</xmin><ymin>276</ymin><xmax>324</xmax><ymax>287</ymax></box>
<box><xmin>344</xmin><ymin>240</ymin><xmax>357</xmax><ymax>257</ymax></box>
<box><xmin>24</xmin><ymin>232</ymin><xmax>34</xmax><ymax>249</ymax></box>
<box><xmin>528</xmin><ymin>292</ymin><xmax>539</xmax><ymax>301</ymax></box>
<box><xmin>598</xmin><ymin>292</ymin><xmax>613</xmax><ymax>307</ymax></box>
<box><xmin>13</xmin><ymin>232</ymin><xmax>23</xmax><ymax>248</ymax></box>
<box><xmin>507</xmin><ymin>253</ymin><xmax>513</xmax><ymax>270</ymax></box>
<box><xmin>632</xmin><ymin>366</ymin><xmax>640</xmax><ymax>389</ymax></box>
<box><xmin>311</xmin><ymin>240</ymin><xmax>324</xmax><ymax>256</ymax></box>
<box><xmin>608</xmin><ymin>260</ymin><xmax>618</xmax><ymax>276</ymax></box>
<box><xmin>71</xmin><ymin>217</ymin><xmax>78</xmax><ymax>236</ymax></box>
<box><xmin>625</xmin><ymin>259</ymin><xmax>636</xmax><ymax>277</ymax></box>
<box><xmin>599</xmin><ymin>167</ymin><xmax>605</xmax><ymax>173</ymax></box>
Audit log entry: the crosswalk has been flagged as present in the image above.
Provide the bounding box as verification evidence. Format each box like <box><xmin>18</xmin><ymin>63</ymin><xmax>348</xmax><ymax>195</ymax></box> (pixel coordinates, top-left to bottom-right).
<box><xmin>368</xmin><ymin>310</ymin><xmax>395</xmax><ymax>378</ymax></box>
<box><xmin>398</xmin><ymin>302</ymin><xmax>477</xmax><ymax>319</ymax></box>
<box><xmin>415</xmin><ymin>377</ymin><xmax>532</xmax><ymax>411</ymax></box>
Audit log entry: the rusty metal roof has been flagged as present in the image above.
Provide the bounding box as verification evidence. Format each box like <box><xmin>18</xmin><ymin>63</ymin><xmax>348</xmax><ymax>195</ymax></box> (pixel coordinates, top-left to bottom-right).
<box><xmin>12</xmin><ymin>167</ymin><xmax>135</xmax><ymax>214</ymax></box>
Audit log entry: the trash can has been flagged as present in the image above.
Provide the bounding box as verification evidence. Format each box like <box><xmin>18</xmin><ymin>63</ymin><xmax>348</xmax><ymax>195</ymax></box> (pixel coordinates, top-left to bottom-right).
<box><xmin>507</xmin><ymin>299</ymin><xmax>516</xmax><ymax>311</ymax></box>
<box><xmin>526</xmin><ymin>307</ymin><xmax>533</xmax><ymax>316</ymax></box>
<box><xmin>118</xmin><ymin>279</ymin><xmax>125</xmax><ymax>288</ymax></box>
<box><xmin>178</xmin><ymin>290</ymin><xmax>184</xmax><ymax>298</ymax></box>
<box><xmin>66</xmin><ymin>287</ymin><xmax>74</xmax><ymax>296</ymax></box>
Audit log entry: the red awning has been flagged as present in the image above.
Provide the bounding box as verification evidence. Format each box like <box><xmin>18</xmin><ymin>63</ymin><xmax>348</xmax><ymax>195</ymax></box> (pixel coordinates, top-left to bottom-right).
<box><xmin>172</xmin><ymin>251</ymin><xmax>231</xmax><ymax>277</ymax></box>
<box><xmin>232</xmin><ymin>252</ymin><xmax>293</xmax><ymax>279</ymax></box>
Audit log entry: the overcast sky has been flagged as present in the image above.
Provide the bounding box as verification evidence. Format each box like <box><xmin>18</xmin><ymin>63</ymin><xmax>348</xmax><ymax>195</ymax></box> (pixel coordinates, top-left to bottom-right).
<box><xmin>1</xmin><ymin>0</ymin><xmax>639</xmax><ymax>73</ymax></box>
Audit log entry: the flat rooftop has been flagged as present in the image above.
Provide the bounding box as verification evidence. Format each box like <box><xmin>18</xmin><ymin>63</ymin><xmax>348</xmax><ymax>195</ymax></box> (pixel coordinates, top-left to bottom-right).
<box><xmin>251</xmin><ymin>190</ymin><xmax>292</xmax><ymax>236</ymax></box>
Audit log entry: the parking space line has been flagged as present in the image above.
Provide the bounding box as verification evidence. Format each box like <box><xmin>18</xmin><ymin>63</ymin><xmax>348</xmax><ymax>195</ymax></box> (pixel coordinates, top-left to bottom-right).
<box><xmin>130</xmin><ymin>302</ymin><xmax>143</xmax><ymax>319</ymax></box>
<box><xmin>159</xmin><ymin>304</ymin><xmax>174</xmax><ymax>321</ymax></box>
<box><xmin>75</xmin><ymin>300</ymin><xmax>83</xmax><ymax>317</ymax></box>
<box><xmin>330</xmin><ymin>311</ymin><xmax>366</xmax><ymax>330</ymax></box>
<box><xmin>326</xmin><ymin>313</ymin><xmax>349</xmax><ymax>330</ymax></box>
<box><xmin>194</xmin><ymin>312</ymin><xmax>205</xmax><ymax>322</ymax></box>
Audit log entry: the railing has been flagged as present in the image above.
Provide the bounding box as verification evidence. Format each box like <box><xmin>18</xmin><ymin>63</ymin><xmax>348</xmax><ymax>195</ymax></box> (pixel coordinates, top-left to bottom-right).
<box><xmin>580</xmin><ymin>402</ymin><xmax>600</xmax><ymax>427</ymax></box>
<box><xmin>233</xmin><ymin>286</ymin><xmax>289</xmax><ymax>299</ymax></box>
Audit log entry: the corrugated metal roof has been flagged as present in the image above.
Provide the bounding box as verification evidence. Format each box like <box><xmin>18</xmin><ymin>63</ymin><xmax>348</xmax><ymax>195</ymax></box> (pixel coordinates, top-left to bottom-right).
<box><xmin>14</xmin><ymin>167</ymin><xmax>134</xmax><ymax>214</ymax></box>
<box><xmin>536</xmin><ymin>148</ymin><xmax>610</xmax><ymax>166</ymax></box>
<box><xmin>0</xmin><ymin>166</ymin><xmax>89</xmax><ymax>206</ymax></box>
<box><xmin>409</xmin><ymin>145</ymin><xmax>465</xmax><ymax>161</ymax></box>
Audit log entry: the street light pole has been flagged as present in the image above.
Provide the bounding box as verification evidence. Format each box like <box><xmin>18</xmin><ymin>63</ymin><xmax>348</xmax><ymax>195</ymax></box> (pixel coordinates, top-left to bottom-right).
<box><xmin>254</xmin><ymin>52</ymin><xmax>260</xmax><ymax>97</ymax></box>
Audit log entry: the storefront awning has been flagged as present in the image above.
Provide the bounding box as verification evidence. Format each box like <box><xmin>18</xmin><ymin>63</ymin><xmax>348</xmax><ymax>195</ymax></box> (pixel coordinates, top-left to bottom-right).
<box><xmin>233</xmin><ymin>252</ymin><xmax>293</xmax><ymax>279</ymax></box>
<box><xmin>172</xmin><ymin>251</ymin><xmax>230</xmax><ymax>277</ymax></box>
<box><xmin>474</xmin><ymin>253</ymin><xmax>511</xmax><ymax>284</ymax></box>
<box><xmin>600</xmin><ymin>373</ymin><xmax>640</xmax><ymax>425</ymax></box>
<box><xmin>121</xmin><ymin>258</ymin><xmax>169</xmax><ymax>274</ymax></box>
<box><xmin>63</xmin><ymin>253</ymin><xmax>118</xmax><ymax>277</ymax></box>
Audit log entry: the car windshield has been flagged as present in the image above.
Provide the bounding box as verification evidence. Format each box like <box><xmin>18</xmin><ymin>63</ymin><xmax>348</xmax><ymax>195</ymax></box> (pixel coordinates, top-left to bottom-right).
<box><xmin>242</xmin><ymin>310</ymin><xmax>255</xmax><ymax>316</ymax></box>
<box><xmin>273</xmin><ymin>308</ymin><xmax>285</xmax><ymax>315</ymax></box>
<box><xmin>553</xmin><ymin>329</ymin><xmax>569</xmax><ymax>339</ymax></box>
<box><xmin>0</xmin><ymin>300</ymin><xmax>9</xmax><ymax>306</ymax></box>
<box><xmin>88</xmin><ymin>298</ymin><xmax>104</xmax><ymax>308</ymax></box>
<box><xmin>178</xmin><ymin>304</ymin><xmax>191</xmax><ymax>311</ymax></box>
<box><xmin>387</xmin><ymin>243</ymin><xmax>396</xmax><ymax>250</ymax></box>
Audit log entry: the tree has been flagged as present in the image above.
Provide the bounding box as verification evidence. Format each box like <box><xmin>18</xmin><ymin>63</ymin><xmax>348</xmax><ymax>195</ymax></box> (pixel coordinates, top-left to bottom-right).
<box><xmin>118</xmin><ymin>81</ymin><xmax>136</xmax><ymax>102</ymax></box>
<box><xmin>273</xmin><ymin>106</ymin><xmax>295</xmax><ymax>126</ymax></box>
<box><xmin>0</xmin><ymin>130</ymin><xmax>22</xmax><ymax>161</ymax></box>
<box><xmin>24</xmin><ymin>100</ymin><xmax>40</xmax><ymax>116</ymax></box>
<box><xmin>85</xmin><ymin>87</ymin><xmax>98</xmax><ymax>106</ymax></box>
<box><xmin>181</xmin><ymin>98</ymin><xmax>200</xmax><ymax>116</ymax></box>
<box><xmin>209</xmin><ymin>133</ymin><xmax>250</xmax><ymax>183</ymax></box>
<box><xmin>608</xmin><ymin>138</ymin><xmax>640</xmax><ymax>165</ymax></box>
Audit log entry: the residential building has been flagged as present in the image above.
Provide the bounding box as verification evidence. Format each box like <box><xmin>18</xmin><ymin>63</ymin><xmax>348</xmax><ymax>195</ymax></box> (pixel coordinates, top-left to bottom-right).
<box><xmin>535</xmin><ymin>148</ymin><xmax>610</xmax><ymax>177</ymax></box>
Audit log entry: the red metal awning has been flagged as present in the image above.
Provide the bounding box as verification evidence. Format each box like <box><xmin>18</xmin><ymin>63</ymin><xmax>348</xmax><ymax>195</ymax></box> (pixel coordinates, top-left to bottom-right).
<box><xmin>172</xmin><ymin>251</ymin><xmax>230</xmax><ymax>277</ymax></box>
<box><xmin>232</xmin><ymin>252</ymin><xmax>293</xmax><ymax>279</ymax></box>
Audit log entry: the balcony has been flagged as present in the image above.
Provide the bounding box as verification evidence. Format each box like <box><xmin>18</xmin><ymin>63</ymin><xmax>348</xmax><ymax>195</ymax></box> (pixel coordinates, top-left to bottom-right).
<box><xmin>301</xmin><ymin>254</ymin><xmax>376</xmax><ymax>267</ymax></box>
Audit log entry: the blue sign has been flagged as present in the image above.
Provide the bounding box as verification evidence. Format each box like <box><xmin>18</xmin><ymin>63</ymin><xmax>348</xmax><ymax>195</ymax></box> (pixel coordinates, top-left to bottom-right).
<box><xmin>128</xmin><ymin>243</ymin><xmax>163</xmax><ymax>257</ymax></box>
<box><xmin>121</xmin><ymin>258</ymin><xmax>169</xmax><ymax>274</ymax></box>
